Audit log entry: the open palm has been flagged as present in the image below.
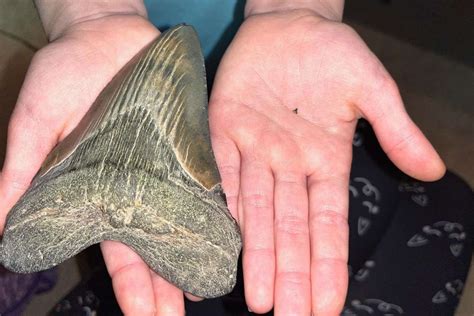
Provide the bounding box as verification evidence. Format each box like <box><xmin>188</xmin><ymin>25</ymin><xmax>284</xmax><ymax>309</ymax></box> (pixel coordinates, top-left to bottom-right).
<box><xmin>209</xmin><ymin>10</ymin><xmax>445</xmax><ymax>315</ymax></box>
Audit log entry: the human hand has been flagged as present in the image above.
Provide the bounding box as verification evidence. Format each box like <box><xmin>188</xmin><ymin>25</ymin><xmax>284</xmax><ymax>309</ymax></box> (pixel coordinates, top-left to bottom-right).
<box><xmin>0</xmin><ymin>11</ymin><xmax>190</xmax><ymax>315</ymax></box>
<box><xmin>209</xmin><ymin>8</ymin><xmax>445</xmax><ymax>315</ymax></box>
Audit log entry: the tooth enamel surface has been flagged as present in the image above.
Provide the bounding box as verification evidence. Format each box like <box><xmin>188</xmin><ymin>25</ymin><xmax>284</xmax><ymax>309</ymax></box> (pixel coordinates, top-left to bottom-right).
<box><xmin>0</xmin><ymin>25</ymin><xmax>242</xmax><ymax>298</ymax></box>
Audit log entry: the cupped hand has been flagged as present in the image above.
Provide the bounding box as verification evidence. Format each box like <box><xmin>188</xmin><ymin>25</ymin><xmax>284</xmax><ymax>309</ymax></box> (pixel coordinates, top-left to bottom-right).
<box><xmin>0</xmin><ymin>15</ymin><xmax>187</xmax><ymax>315</ymax></box>
<box><xmin>209</xmin><ymin>9</ymin><xmax>445</xmax><ymax>315</ymax></box>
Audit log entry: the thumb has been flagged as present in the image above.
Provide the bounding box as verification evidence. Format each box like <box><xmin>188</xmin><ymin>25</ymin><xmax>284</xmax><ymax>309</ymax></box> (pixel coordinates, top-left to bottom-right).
<box><xmin>358</xmin><ymin>69</ymin><xmax>445</xmax><ymax>181</ymax></box>
<box><xmin>0</xmin><ymin>78</ymin><xmax>60</xmax><ymax>232</ymax></box>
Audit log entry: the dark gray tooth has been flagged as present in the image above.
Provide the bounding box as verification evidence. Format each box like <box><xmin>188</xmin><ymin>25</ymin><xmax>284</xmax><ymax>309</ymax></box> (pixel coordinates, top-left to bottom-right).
<box><xmin>0</xmin><ymin>25</ymin><xmax>242</xmax><ymax>299</ymax></box>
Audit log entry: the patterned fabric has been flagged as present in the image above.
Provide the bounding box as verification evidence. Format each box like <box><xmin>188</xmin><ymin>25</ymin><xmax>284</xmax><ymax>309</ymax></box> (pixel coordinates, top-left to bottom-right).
<box><xmin>343</xmin><ymin>121</ymin><xmax>473</xmax><ymax>316</ymax></box>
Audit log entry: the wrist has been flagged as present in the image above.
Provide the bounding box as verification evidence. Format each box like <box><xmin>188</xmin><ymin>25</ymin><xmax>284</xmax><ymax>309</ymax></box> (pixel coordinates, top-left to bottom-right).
<box><xmin>245</xmin><ymin>0</ymin><xmax>344</xmax><ymax>21</ymax></box>
<box><xmin>34</xmin><ymin>0</ymin><xmax>148</xmax><ymax>41</ymax></box>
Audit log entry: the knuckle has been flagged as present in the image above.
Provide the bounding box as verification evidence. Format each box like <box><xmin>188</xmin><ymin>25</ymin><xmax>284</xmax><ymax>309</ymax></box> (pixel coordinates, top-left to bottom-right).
<box><xmin>0</xmin><ymin>170</ymin><xmax>32</xmax><ymax>192</ymax></box>
<box><xmin>244</xmin><ymin>246</ymin><xmax>274</xmax><ymax>259</ymax></box>
<box><xmin>218</xmin><ymin>164</ymin><xmax>239</xmax><ymax>178</ymax></box>
<box><xmin>334</xmin><ymin>22</ymin><xmax>358</xmax><ymax>38</ymax></box>
<box><xmin>380</xmin><ymin>75</ymin><xmax>399</xmax><ymax>96</ymax></box>
<box><xmin>274</xmin><ymin>171</ymin><xmax>305</xmax><ymax>188</ymax></box>
<box><xmin>370</xmin><ymin>63</ymin><xmax>399</xmax><ymax>96</ymax></box>
<box><xmin>276</xmin><ymin>270</ymin><xmax>310</xmax><ymax>286</ymax></box>
<box><xmin>243</xmin><ymin>193</ymin><xmax>272</xmax><ymax>209</ymax></box>
<box><xmin>310</xmin><ymin>208</ymin><xmax>347</xmax><ymax>229</ymax></box>
<box><xmin>311</xmin><ymin>256</ymin><xmax>347</xmax><ymax>267</ymax></box>
<box><xmin>107</xmin><ymin>260</ymin><xmax>143</xmax><ymax>279</ymax></box>
<box><xmin>8</xmin><ymin>100</ymin><xmax>46</xmax><ymax>136</ymax></box>
<box><xmin>386</xmin><ymin>132</ymin><xmax>416</xmax><ymax>154</ymax></box>
<box><xmin>2</xmin><ymin>176</ymin><xmax>30</xmax><ymax>192</ymax></box>
<box><xmin>275</xmin><ymin>215</ymin><xmax>308</xmax><ymax>236</ymax></box>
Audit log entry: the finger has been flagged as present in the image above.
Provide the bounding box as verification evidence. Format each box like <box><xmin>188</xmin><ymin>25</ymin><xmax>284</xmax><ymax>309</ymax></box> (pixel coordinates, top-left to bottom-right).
<box><xmin>358</xmin><ymin>67</ymin><xmax>445</xmax><ymax>181</ymax></box>
<box><xmin>151</xmin><ymin>273</ymin><xmax>185</xmax><ymax>315</ymax></box>
<box><xmin>0</xmin><ymin>107</ymin><xmax>58</xmax><ymax>231</ymax></box>
<box><xmin>184</xmin><ymin>293</ymin><xmax>203</xmax><ymax>302</ymax></box>
<box><xmin>240</xmin><ymin>157</ymin><xmax>275</xmax><ymax>313</ymax></box>
<box><xmin>273</xmin><ymin>170</ymin><xmax>311</xmax><ymax>315</ymax></box>
<box><xmin>101</xmin><ymin>241</ymin><xmax>156</xmax><ymax>315</ymax></box>
<box><xmin>308</xmin><ymin>173</ymin><xmax>349</xmax><ymax>315</ymax></box>
<box><xmin>0</xmin><ymin>47</ymin><xmax>92</xmax><ymax>229</ymax></box>
<box><xmin>209</xmin><ymin>116</ymin><xmax>241</xmax><ymax>220</ymax></box>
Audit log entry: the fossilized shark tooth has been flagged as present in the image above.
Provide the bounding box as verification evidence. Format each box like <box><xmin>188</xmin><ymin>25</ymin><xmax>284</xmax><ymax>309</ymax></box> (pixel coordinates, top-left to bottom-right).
<box><xmin>0</xmin><ymin>25</ymin><xmax>241</xmax><ymax>298</ymax></box>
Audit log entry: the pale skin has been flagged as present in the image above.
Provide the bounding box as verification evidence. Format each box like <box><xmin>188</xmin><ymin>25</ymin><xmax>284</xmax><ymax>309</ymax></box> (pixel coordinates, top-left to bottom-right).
<box><xmin>0</xmin><ymin>1</ymin><xmax>445</xmax><ymax>315</ymax></box>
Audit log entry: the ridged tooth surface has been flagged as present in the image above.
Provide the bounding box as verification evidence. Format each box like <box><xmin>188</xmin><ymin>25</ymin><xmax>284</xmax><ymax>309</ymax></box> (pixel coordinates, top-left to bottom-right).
<box><xmin>0</xmin><ymin>25</ymin><xmax>242</xmax><ymax>298</ymax></box>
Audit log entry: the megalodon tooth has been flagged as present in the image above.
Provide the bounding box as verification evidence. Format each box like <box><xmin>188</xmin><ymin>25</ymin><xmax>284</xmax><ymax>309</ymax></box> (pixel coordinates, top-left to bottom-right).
<box><xmin>0</xmin><ymin>25</ymin><xmax>242</xmax><ymax>298</ymax></box>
